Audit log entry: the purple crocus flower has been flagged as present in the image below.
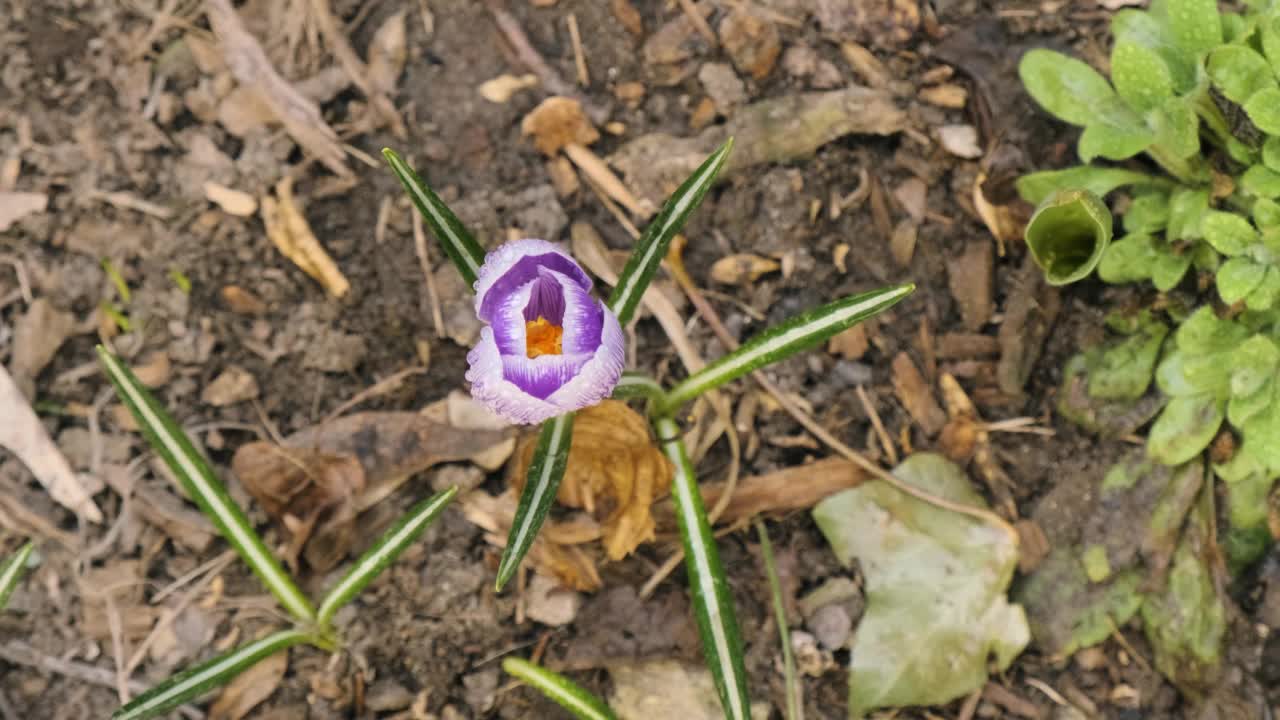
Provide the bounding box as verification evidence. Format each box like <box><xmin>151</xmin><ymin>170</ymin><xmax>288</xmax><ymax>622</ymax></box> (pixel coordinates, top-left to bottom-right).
<box><xmin>465</xmin><ymin>238</ymin><xmax>625</xmax><ymax>424</ymax></box>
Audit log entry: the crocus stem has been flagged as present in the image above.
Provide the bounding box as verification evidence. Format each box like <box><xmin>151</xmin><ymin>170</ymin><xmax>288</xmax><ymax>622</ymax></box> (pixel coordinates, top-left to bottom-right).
<box><xmin>611</xmin><ymin>371</ymin><xmax>668</xmax><ymax>403</ymax></box>
<box><xmin>654</xmin><ymin>415</ymin><xmax>750</xmax><ymax>720</ymax></box>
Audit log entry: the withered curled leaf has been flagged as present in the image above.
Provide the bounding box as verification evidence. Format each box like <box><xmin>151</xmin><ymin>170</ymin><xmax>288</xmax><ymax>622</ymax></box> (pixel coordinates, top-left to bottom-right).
<box><xmin>511</xmin><ymin>401</ymin><xmax>673</xmax><ymax>560</ymax></box>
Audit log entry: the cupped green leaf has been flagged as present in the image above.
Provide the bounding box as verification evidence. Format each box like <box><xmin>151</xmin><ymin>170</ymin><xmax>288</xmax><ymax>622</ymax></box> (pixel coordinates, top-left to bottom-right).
<box><xmin>1207</xmin><ymin>45</ymin><xmax>1275</xmax><ymax>104</ymax></box>
<box><xmin>1202</xmin><ymin>210</ymin><xmax>1258</xmax><ymax>256</ymax></box>
<box><xmin>1113</xmin><ymin>40</ymin><xmax>1174</xmax><ymax>113</ymax></box>
<box><xmin>1166</xmin><ymin>0</ymin><xmax>1223</xmax><ymax>54</ymax></box>
<box><xmin>113</xmin><ymin>629</ymin><xmax>309</xmax><ymax>720</ymax></box>
<box><xmin>317</xmin><ymin>486</ymin><xmax>458</xmax><ymax>626</ymax></box>
<box><xmin>1019</xmin><ymin>49</ymin><xmax>1123</xmax><ymax>127</ymax></box>
<box><xmin>502</xmin><ymin>657</ymin><xmax>618</xmax><ymax>720</ymax></box>
<box><xmin>1245</xmin><ymin>87</ymin><xmax>1280</xmax><ymax>134</ymax></box>
<box><xmin>1015</xmin><ymin>166</ymin><xmax>1157</xmax><ymax>206</ymax></box>
<box><xmin>1216</xmin><ymin>257</ymin><xmax>1267</xmax><ymax>304</ymax></box>
<box><xmin>496</xmin><ymin>413</ymin><xmax>574</xmax><ymax>591</ymax></box>
<box><xmin>1112</xmin><ymin>9</ymin><xmax>1197</xmax><ymax>93</ymax></box>
<box><xmin>1148</xmin><ymin>394</ymin><xmax>1225</xmax><ymax>465</ymax></box>
<box><xmin>658</xmin><ymin>284</ymin><xmax>914</xmax><ymax>414</ymax></box>
<box><xmin>96</xmin><ymin>347</ymin><xmax>315</xmax><ymax>623</ymax></box>
<box><xmin>383</xmin><ymin>148</ymin><xmax>486</xmax><ymax>287</ymax></box>
<box><xmin>1175</xmin><ymin>306</ymin><xmax>1249</xmax><ymax>355</ymax></box>
<box><xmin>607</xmin><ymin>138</ymin><xmax>733</xmax><ymax>326</ymax></box>
<box><xmin>1152</xmin><ymin>250</ymin><xmax>1194</xmax><ymax>291</ymax></box>
<box><xmin>1025</xmin><ymin>189</ymin><xmax>1113</xmax><ymax>286</ymax></box>
<box><xmin>0</xmin><ymin>542</ymin><xmax>33</xmax><ymax>611</ymax></box>
<box><xmin>1239</xmin><ymin>162</ymin><xmax>1280</xmax><ymax>196</ymax></box>
<box><xmin>654</xmin><ymin>416</ymin><xmax>750</xmax><ymax>720</ymax></box>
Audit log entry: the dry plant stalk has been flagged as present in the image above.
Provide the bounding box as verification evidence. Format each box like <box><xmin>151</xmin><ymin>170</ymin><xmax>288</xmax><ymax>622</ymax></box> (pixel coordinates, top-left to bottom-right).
<box><xmin>205</xmin><ymin>0</ymin><xmax>352</xmax><ymax>177</ymax></box>
<box><xmin>260</xmin><ymin>177</ymin><xmax>351</xmax><ymax>297</ymax></box>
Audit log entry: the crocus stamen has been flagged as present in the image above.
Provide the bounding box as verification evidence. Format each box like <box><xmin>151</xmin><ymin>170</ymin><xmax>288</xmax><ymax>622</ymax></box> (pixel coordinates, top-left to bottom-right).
<box><xmin>525</xmin><ymin>316</ymin><xmax>563</xmax><ymax>358</ymax></box>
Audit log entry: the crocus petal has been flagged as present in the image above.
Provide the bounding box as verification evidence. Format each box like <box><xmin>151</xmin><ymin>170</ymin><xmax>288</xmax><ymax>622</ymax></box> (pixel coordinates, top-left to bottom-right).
<box><xmin>466</xmin><ymin>238</ymin><xmax>626</xmax><ymax>425</ymax></box>
<box><xmin>545</xmin><ymin>303</ymin><xmax>625</xmax><ymax>410</ymax></box>
<box><xmin>465</xmin><ymin>327</ymin><xmax>562</xmax><ymax>424</ymax></box>
<box><xmin>473</xmin><ymin>239</ymin><xmax>591</xmax><ymax>323</ymax></box>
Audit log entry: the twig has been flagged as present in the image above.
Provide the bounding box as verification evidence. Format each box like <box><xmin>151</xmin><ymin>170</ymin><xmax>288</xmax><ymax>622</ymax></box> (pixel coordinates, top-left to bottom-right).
<box><xmin>564</xmin><ymin>143</ymin><xmax>652</xmax><ymax>218</ymax></box>
<box><xmin>205</xmin><ymin>0</ymin><xmax>352</xmax><ymax>177</ymax></box>
<box><xmin>855</xmin><ymin>384</ymin><xmax>897</xmax><ymax>465</ymax></box>
<box><xmin>308</xmin><ymin>0</ymin><xmax>406</xmax><ymax>137</ymax></box>
<box><xmin>87</xmin><ymin>190</ymin><xmax>175</xmax><ymax>219</ymax></box>
<box><xmin>321</xmin><ymin>366</ymin><xmax>428</xmax><ymax>424</ymax></box>
<box><xmin>482</xmin><ymin>0</ymin><xmax>609</xmax><ymax>124</ymax></box>
<box><xmin>413</xmin><ymin>208</ymin><xmax>447</xmax><ymax>338</ymax></box>
<box><xmin>678</xmin><ymin>0</ymin><xmax>717</xmax><ymax>45</ymax></box>
<box><xmin>0</xmin><ymin>642</ymin><xmax>204</xmax><ymax>720</ymax></box>
<box><xmin>105</xmin><ymin>593</ymin><xmax>131</xmax><ymax>703</ymax></box>
<box><xmin>566</xmin><ymin>13</ymin><xmax>589</xmax><ymax>86</ymax></box>
<box><xmin>126</xmin><ymin>551</ymin><xmax>237</xmax><ymax>676</ymax></box>
<box><xmin>0</xmin><ymin>255</ymin><xmax>33</xmax><ymax>305</ymax></box>
<box><xmin>1023</xmin><ymin>678</ymin><xmax>1068</xmax><ymax>707</ymax></box>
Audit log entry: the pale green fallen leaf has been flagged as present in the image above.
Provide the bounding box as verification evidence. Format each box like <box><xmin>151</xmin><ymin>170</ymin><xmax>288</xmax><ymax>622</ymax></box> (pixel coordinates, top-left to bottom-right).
<box><xmin>813</xmin><ymin>453</ymin><xmax>1029</xmax><ymax>719</ymax></box>
<box><xmin>606</xmin><ymin>660</ymin><xmax>769</xmax><ymax>720</ymax></box>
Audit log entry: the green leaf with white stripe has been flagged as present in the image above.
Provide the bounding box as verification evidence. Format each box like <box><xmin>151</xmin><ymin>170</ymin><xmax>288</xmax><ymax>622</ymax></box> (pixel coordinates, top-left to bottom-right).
<box><xmin>0</xmin><ymin>542</ymin><xmax>33</xmax><ymax>610</ymax></box>
<box><xmin>96</xmin><ymin>346</ymin><xmax>315</xmax><ymax>623</ymax></box>
<box><xmin>655</xmin><ymin>416</ymin><xmax>750</xmax><ymax>720</ymax></box>
<box><xmin>112</xmin><ymin>629</ymin><xmax>309</xmax><ymax>720</ymax></box>
<box><xmin>317</xmin><ymin>486</ymin><xmax>458</xmax><ymax>626</ymax></box>
<box><xmin>607</xmin><ymin>138</ymin><xmax>733</xmax><ymax>326</ymax></box>
<box><xmin>495</xmin><ymin>413</ymin><xmax>575</xmax><ymax>591</ymax></box>
<box><xmin>658</xmin><ymin>284</ymin><xmax>914</xmax><ymax>414</ymax></box>
<box><xmin>383</xmin><ymin>148</ymin><xmax>486</xmax><ymax>287</ymax></box>
<box><xmin>502</xmin><ymin>657</ymin><xmax>618</xmax><ymax>720</ymax></box>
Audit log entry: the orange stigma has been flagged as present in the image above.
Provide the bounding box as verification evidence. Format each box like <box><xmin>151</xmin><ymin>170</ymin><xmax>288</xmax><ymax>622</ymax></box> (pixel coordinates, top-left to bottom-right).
<box><xmin>525</xmin><ymin>316</ymin><xmax>564</xmax><ymax>358</ymax></box>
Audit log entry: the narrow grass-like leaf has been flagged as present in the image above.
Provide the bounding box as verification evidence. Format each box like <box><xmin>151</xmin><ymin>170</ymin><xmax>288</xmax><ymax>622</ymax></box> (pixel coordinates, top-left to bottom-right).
<box><xmin>655</xmin><ymin>416</ymin><xmax>750</xmax><ymax>720</ymax></box>
<box><xmin>317</xmin><ymin>486</ymin><xmax>458</xmax><ymax>626</ymax></box>
<box><xmin>383</xmin><ymin>148</ymin><xmax>486</xmax><ymax>287</ymax></box>
<box><xmin>112</xmin><ymin>629</ymin><xmax>308</xmax><ymax>720</ymax></box>
<box><xmin>610</xmin><ymin>371</ymin><xmax>668</xmax><ymax>402</ymax></box>
<box><xmin>659</xmin><ymin>284</ymin><xmax>914</xmax><ymax>415</ymax></box>
<box><xmin>496</xmin><ymin>413</ymin><xmax>574</xmax><ymax>591</ymax></box>
<box><xmin>0</xmin><ymin>542</ymin><xmax>33</xmax><ymax>610</ymax></box>
<box><xmin>607</xmin><ymin>138</ymin><xmax>733</xmax><ymax>326</ymax></box>
<box><xmin>502</xmin><ymin>657</ymin><xmax>618</xmax><ymax>720</ymax></box>
<box><xmin>96</xmin><ymin>347</ymin><xmax>316</xmax><ymax>623</ymax></box>
<box><xmin>755</xmin><ymin>521</ymin><xmax>800</xmax><ymax>720</ymax></box>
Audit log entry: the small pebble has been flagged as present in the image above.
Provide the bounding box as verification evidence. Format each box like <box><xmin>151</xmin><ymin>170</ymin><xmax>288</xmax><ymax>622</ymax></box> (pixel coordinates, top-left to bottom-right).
<box><xmin>808</xmin><ymin>603</ymin><xmax>853</xmax><ymax>649</ymax></box>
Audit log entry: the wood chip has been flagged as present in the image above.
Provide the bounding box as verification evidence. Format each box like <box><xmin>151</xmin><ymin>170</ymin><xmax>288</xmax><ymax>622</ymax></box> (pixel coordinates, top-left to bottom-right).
<box><xmin>261</xmin><ymin>177</ymin><xmax>349</xmax><ymax>298</ymax></box>
<box><xmin>478</xmin><ymin>73</ymin><xmax>539</xmax><ymax>103</ymax></box>
<box><xmin>891</xmin><ymin>352</ymin><xmax>946</xmax><ymax>436</ymax></box>
<box><xmin>521</xmin><ymin>96</ymin><xmax>600</xmax><ymax>155</ymax></box>
<box><xmin>0</xmin><ymin>191</ymin><xmax>48</xmax><ymax>232</ymax></box>
<box><xmin>840</xmin><ymin>42</ymin><xmax>889</xmax><ymax>88</ymax></box>
<box><xmin>936</xmin><ymin>333</ymin><xmax>999</xmax><ymax>359</ymax></box>
<box><xmin>208</xmin><ymin>638</ymin><xmax>288</xmax><ymax>720</ymax></box>
<box><xmin>947</xmin><ymin>240</ymin><xmax>993</xmax><ymax>331</ymax></box>
<box><xmin>611</xmin><ymin>0</ymin><xmax>644</xmax><ymax>37</ymax></box>
<box><xmin>827</xmin><ymin>324</ymin><xmax>869</xmax><ymax>360</ymax></box>
<box><xmin>201</xmin><ymin>366</ymin><xmax>260</xmax><ymax>406</ymax></box>
<box><xmin>203</xmin><ymin>181</ymin><xmax>257</xmax><ymax>216</ymax></box>
<box><xmin>920</xmin><ymin>83</ymin><xmax>968</xmax><ymax>108</ymax></box>
<box><xmin>889</xmin><ymin>218</ymin><xmax>917</xmax><ymax>267</ymax></box>
<box><xmin>937</xmin><ymin>124</ymin><xmax>983</xmax><ymax>159</ymax></box>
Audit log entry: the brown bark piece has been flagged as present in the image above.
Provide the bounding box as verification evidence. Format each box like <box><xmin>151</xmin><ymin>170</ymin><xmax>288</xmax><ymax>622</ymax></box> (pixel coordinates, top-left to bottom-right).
<box><xmin>948</xmin><ymin>239</ymin><xmax>993</xmax><ymax>331</ymax></box>
<box><xmin>891</xmin><ymin>352</ymin><xmax>946</xmax><ymax>436</ymax></box>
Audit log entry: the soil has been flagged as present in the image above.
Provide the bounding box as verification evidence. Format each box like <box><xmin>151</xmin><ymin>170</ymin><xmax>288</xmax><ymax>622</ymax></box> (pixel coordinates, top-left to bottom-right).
<box><xmin>1</xmin><ymin>1</ymin><xmax>1276</xmax><ymax>719</ymax></box>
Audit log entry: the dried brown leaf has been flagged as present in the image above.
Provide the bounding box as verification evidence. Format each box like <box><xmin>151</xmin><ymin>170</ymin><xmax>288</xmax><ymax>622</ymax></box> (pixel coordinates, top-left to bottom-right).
<box><xmin>261</xmin><ymin>177</ymin><xmax>350</xmax><ymax>298</ymax></box>
<box><xmin>522</xmin><ymin>96</ymin><xmax>600</xmax><ymax>156</ymax></box>
<box><xmin>367</xmin><ymin>11</ymin><xmax>408</xmax><ymax>96</ymax></box>
<box><xmin>511</xmin><ymin>401</ymin><xmax>672</xmax><ymax>560</ymax></box>
<box><xmin>709</xmin><ymin>253</ymin><xmax>780</xmax><ymax>285</ymax></box>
